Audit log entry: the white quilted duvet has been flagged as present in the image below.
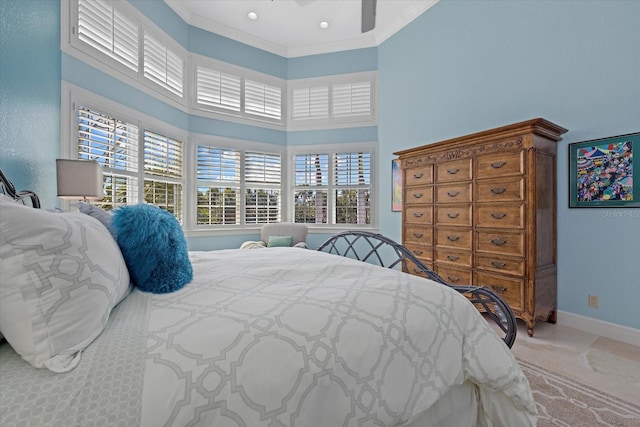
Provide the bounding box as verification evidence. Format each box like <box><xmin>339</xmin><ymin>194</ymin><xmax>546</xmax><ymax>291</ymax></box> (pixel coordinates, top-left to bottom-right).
<box><xmin>140</xmin><ymin>248</ymin><xmax>537</xmax><ymax>426</ymax></box>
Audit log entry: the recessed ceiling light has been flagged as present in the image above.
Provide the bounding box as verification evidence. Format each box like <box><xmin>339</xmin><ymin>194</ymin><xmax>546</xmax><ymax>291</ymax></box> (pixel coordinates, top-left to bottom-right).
<box><xmin>319</xmin><ymin>21</ymin><xmax>329</xmax><ymax>29</ymax></box>
<box><xmin>248</xmin><ymin>11</ymin><xmax>258</xmax><ymax>20</ymax></box>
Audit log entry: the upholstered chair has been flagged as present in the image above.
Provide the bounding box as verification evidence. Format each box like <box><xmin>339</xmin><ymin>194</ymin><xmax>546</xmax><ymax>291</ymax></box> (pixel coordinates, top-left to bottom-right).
<box><xmin>240</xmin><ymin>223</ymin><xmax>308</xmax><ymax>249</ymax></box>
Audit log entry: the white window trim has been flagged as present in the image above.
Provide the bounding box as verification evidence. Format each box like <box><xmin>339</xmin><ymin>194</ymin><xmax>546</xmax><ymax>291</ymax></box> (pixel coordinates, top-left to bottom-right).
<box><xmin>186</xmin><ymin>133</ymin><xmax>287</xmax><ymax>234</ymax></box>
<box><xmin>287</xmin><ymin>71</ymin><xmax>378</xmax><ymax>131</ymax></box>
<box><xmin>61</xmin><ymin>82</ymin><xmax>188</xmax><ymax>213</ymax></box>
<box><xmin>62</xmin><ymin>0</ymin><xmax>376</xmax><ymax>132</ymax></box>
<box><xmin>287</xmin><ymin>141</ymin><xmax>377</xmax><ymax>230</ymax></box>
<box><xmin>189</xmin><ymin>54</ymin><xmax>286</xmax><ymax>130</ymax></box>
<box><xmin>63</xmin><ymin>0</ymin><xmax>188</xmax><ymax>111</ymax></box>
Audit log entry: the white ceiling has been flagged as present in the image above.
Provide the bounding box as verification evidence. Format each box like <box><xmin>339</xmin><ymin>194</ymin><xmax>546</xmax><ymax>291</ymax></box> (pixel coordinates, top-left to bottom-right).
<box><xmin>164</xmin><ymin>0</ymin><xmax>438</xmax><ymax>58</ymax></box>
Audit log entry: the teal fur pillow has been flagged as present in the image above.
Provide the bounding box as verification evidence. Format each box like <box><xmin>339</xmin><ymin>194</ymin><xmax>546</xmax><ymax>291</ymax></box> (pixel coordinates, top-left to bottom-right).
<box><xmin>267</xmin><ymin>235</ymin><xmax>292</xmax><ymax>247</ymax></box>
<box><xmin>111</xmin><ymin>204</ymin><xmax>192</xmax><ymax>294</ymax></box>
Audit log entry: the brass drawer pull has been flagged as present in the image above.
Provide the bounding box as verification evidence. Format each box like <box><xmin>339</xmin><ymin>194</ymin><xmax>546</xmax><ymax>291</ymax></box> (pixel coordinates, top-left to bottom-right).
<box><xmin>413</xmin><ymin>268</ymin><xmax>424</xmax><ymax>274</ymax></box>
<box><xmin>412</xmin><ymin>193</ymin><xmax>423</xmax><ymax>198</ymax></box>
<box><xmin>447</xmin><ymin>191</ymin><xmax>459</xmax><ymax>197</ymax></box>
<box><xmin>489</xmin><ymin>285</ymin><xmax>508</xmax><ymax>293</ymax></box>
<box><xmin>490</xmin><ymin>212</ymin><xmax>507</xmax><ymax>219</ymax></box>
<box><xmin>447</xmin><ymin>235</ymin><xmax>460</xmax><ymax>242</ymax></box>
<box><xmin>490</xmin><ymin>187</ymin><xmax>506</xmax><ymax>195</ymax></box>
<box><xmin>413</xmin><ymin>250</ymin><xmax>423</xmax><ymax>256</ymax></box>
<box><xmin>491</xmin><ymin>261</ymin><xmax>507</xmax><ymax>268</ymax></box>
<box><xmin>490</xmin><ymin>238</ymin><xmax>507</xmax><ymax>246</ymax></box>
<box><xmin>490</xmin><ymin>161</ymin><xmax>507</xmax><ymax>169</ymax></box>
<box><xmin>447</xmin><ymin>255</ymin><xmax>459</xmax><ymax>261</ymax></box>
<box><xmin>413</xmin><ymin>172</ymin><xmax>424</xmax><ymax>179</ymax></box>
<box><xmin>447</xmin><ymin>275</ymin><xmax>460</xmax><ymax>283</ymax></box>
<box><xmin>412</xmin><ymin>232</ymin><xmax>423</xmax><ymax>238</ymax></box>
<box><xmin>413</xmin><ymin>212</ymin><xmax>424</xmax><ymax>218</ymax></box>
<box><xmin>447</xmin><ymin>168</ymin><xmax>460</xmax><ymax>175</ymax></box>
<box><xmin>447</xmin><ymin>212</ymin><xmax>460</xmax><ymax>218</ymax></box>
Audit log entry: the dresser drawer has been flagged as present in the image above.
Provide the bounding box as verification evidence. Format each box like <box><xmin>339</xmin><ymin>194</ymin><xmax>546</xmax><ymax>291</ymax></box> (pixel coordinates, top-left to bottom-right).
<box><xmin>405</xmin><ymin>166</ymin><xmax>433</xmax><ymax>186</ymax></box>
<box><xmin>435</xmin><ymin>159</ymin><xmax>472</xmax><ymax>183</ymax></box>
<box><xmin>435</xmin><ymin>265</ymin><xmax>472</xmax><ymax>285</ymax></box>
<box><xmin>475</xmin><ymin>203</ymin><xmax>524</xmax><ymax>228</ymax></box>
<box><xmin>475</xmin><ymin>254</ymin><xmax>525</xmax><ymax>276</ymax></box>
<box><xmin>436</xmin><ymin>183</ymin><xmax>472</xmax><ymax>203</ymax></box>
<box><xmin>435</xmin><ymin>205</ymin><xmax>472</xmax><ymax>226</ymax></box>
<box><xmin>405</xmin><ymin>243</ymin><xmax>433</xmax><ymax>261</ymax></box>
<box><xmin>404</xmin><ymin>226</ymin><xmax>433</xmax><ymax>244</ymax></box>
<box><xmin>475</xmin><ymin>230</ymin><xmax>524</xmax><ymax>257</ymax></box>
<box><xmin>435</xmin><ymin>248</ymin><xmax>472</xmax><ymax>267</ymax></box>
<box><xmin>436</xmin><ymin>227</ymin><xmax>472</xmax><ymax>249</ymax></box>
<box><xmin>475</xmin><ymin>177</ymin><xmax>525</xmax><ymax>202</ymax></box>
<box><xmin>475</xmin><ymin>150</ymin><xmax>524</xmax><ymax>179</ymax></box>
<box><xmin>404</xmin><ymin>258</ymin><xmax>434</xmax><ymax>278</ymax></box>
<box><xmin>405</xmin><ymin>186</ymin><xmax>433</xmax><ymax>205</ymax></box>
<box><xmin>475</xmin><ymin>272</ymin><xmax>524</xmax><ymax>311</ymax></box>
<box><xmin>405</xmin><ymin>206</ymin><xmax>433</xmax><ymax>224</ymax></box>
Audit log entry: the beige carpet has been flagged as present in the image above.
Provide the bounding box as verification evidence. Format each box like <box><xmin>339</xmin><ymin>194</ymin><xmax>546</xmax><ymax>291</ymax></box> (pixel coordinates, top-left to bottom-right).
<box><xmin>518</xmin><ymin>360</ymin><xmax>640</xmax><ymax>426</ymax></box>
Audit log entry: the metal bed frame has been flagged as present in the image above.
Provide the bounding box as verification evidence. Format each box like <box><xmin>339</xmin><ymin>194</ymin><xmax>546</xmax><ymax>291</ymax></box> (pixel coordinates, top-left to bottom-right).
<box><xmin>0</xmin><ymin>169</ymin><xmax>41</xmax><ymax>208</ymax></box>
<box><xmin>317</xmin><ymin>230</ymin><xmax>517</xmax><ymax>348</ymax></box>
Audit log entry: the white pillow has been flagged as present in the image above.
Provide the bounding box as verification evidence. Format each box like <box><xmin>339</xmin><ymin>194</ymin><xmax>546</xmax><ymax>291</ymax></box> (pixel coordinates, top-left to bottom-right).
<box><xmin>0</xmin><ymin>198</ymin><xmax>131</xmax><ymax>372</ymax></box>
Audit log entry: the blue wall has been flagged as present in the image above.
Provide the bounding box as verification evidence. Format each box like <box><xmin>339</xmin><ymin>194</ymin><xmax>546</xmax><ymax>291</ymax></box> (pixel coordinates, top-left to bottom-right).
<box><xmin>0</xmin><ymin>0</ymin><xmax>60</xmax><ymax>209</ymax></box>
<box><xmin>378</xmin><ymin>0</ymin><xmax>640</xmax><ymax>329</ymax></box>
<box><xmin>1</xmin><ymin>0</ymin><xmax>638</xmax><ymax>329</ymax></box>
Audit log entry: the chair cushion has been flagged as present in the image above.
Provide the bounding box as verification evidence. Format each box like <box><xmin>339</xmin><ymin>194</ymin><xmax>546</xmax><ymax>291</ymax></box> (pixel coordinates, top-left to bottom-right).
<box><xmin>261</xmin><ymin>223</ymin><xmax>308</xmax><ymax>246</ymax></box>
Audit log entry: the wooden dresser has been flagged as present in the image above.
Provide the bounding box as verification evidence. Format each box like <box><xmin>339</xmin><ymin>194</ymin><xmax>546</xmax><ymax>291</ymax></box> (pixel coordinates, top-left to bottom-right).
<box><xmin>394</xmin><ymin>118</ymin><xmax>567</xmax><ymax>336</ymax></box>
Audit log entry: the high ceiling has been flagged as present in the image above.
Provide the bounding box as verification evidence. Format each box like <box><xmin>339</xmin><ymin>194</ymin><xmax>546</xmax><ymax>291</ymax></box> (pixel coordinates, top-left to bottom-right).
<box><xmin>164</xmin><ymin>0</ymin><xmax>438</xmax><ymax>58</ymax></box>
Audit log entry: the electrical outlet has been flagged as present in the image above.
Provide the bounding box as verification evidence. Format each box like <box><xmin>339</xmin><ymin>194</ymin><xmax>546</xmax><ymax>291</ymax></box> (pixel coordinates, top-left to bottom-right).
<box><xmin>588</xmin><ymin>294</ymin><xmax>599</xmax><ymax>308</ymax></box>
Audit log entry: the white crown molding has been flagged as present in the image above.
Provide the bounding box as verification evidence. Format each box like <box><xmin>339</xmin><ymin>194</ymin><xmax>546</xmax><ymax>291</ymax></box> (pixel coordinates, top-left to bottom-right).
<box><xmin>557</xmin><ymin>310</ymin><xmax>640</xmax><ymax>348</ymax></box>
<box><xmin>165</xmin><ymin>0</ymin><xmax>439</xmax><ymax>58</ymax></box>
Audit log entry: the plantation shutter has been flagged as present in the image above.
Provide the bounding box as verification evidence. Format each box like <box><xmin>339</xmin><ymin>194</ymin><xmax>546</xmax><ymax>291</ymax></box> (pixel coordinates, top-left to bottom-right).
<box><xmin>292</xmin><ymin>86</ymin><xmax>329</xmax><ymax>120</ymax></box>
<box><xmin>245</xmin><ymin>152</ymin><xmax>281</xmax><ymax>224</ymax></box>
<box><xmin>143</xmin><ymin>130</ymin><xmax>183</xmax><ymax>179</ymax></box>
<box><xmin>332</xmin><ymin>81</ymin><xmax>372</xmax><ymax>117</ymax></box>
<box><xmin>196</xmin><ymin>66</ymin><xmax>241</xmax><ymax>112</ymax></box>
<box><xmin>197</xmin><ymin>147</ymin><xmax>241</xmax><ymax>183</ymax></box>
<box><xmin>245</xmin><ymin>79</ymin><xmax>281</xmax><ymax>120</ymax></box>
<box><xmin>77</xmin><ymin>106</ymin><xmax>139</xmax><ymax>172</ymax></box>
<box><xmin>77</xmin><ymin>0</ymin><xmax>138</xmax><ymax>72</ymax></box>
<box><xmin>334</xmin><ymin>152</ymin><xmax>371</xmax><ymax>186</ymax></box>
<box><xmin>295</xmin><ymin>154</ymin><xmax>329</xmax><ymax>186</ymax></box>
<box><xmin>245</xmin><ymin>152</ymin><xmax>281</xmax><ymax>184</ymax></box>
<box><xmin>143</xmin><ymin>31</ymin><xmax>183</xmax><ymax>97</ymax></box>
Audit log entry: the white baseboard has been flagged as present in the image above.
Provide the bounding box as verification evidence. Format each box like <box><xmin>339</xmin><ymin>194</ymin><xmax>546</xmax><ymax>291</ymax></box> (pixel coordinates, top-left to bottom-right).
<box><xmin>557</xmin><ymin>310</ymin><xmax>640</xmax><ymax>347</ymax></box>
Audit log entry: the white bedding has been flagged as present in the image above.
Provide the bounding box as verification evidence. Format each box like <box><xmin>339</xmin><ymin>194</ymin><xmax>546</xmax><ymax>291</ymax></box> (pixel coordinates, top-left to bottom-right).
<box><xmin>0</xmin><ymin>248</ymin><xmax>536</xmax><ymax>426</ymax></box>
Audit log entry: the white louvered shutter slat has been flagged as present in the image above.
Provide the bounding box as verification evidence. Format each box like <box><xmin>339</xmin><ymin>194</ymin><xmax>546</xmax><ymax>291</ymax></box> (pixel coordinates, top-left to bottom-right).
<box><xmin>78</xmin><ymin>0</ymin><xmax>138</xmax><ymax>72</ymax></box>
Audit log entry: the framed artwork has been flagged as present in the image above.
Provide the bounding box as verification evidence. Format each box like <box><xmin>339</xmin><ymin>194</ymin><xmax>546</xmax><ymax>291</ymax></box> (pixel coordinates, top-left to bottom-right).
<box><xmin>569</xmin><ymin>132</ymin><xmax>638</xmax><ymax>208</ymax></box>
<box><xmin>392</xmin><ymin>159</ymin><xmax>402</xmax><ymax>211</ymax></box>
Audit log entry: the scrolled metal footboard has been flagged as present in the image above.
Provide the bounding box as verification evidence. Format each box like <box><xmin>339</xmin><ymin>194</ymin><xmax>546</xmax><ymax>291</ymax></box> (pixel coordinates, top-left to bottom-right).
<box><xmin>317</xmin><ymin>230</ymin><xmax>517</xmax><ymax>348</ymax></box>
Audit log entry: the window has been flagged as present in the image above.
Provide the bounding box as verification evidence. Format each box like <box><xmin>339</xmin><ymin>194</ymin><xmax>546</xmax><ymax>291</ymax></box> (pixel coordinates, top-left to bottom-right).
<box><xmin>196</xmin><ymin>66</ymin><xmax>241</xmax><ymax>112</ymax></box>
<box><xmin>143</xmin><ymin>31</ymin><xmax>184</xmax><ymax>98</ymax></box>
<box><xmin>332</xmin><ymin>82</ymin><xmax>372</xmax><ymax>118</ymax></box>
<box><xmin>293</xmin><ymin>148</ymin><xmax>372</xmax><ymax>225</ymax></box>
<box><xmin>77</xmin><ymin>105</ymin><xmax>139</xmax><ymax>210</ymax></box>
<box><xmin>143</xmin><ymin>130</ymin><xmax>184</xmax><ymax>221</ymax></box>
<box><xmin>75</xmin><ymin>105</ymin><xmax>184</xmax><ymax>221</ymax></box>
<box><xmin>288</xmin><ymin>72</ymin><xmax>376</xmax><ymax>129</ymax></box>
<box><xmin>245</xmin><ymin>152</ymin><xmax>281</xmax><ymax>223</ymax></box>
<box><xmin>292</xmin><ymin>86</ymin><xmax>329</xmax><ymax>120</ymax></box>
<box><xmin>77</xmin><ymin>0</ymin><xmax>139</xmax><ymax>73</ymax></box>
<box><xmin>196</xmin><ymin>145</ymin><xmax>282</xmax><ymax>226</ymax></box>
<box><xmin>244</xmin><ymin>79</ymin><xmax>282</xmax><ymax>120</ymax></box>
<box><xmin>192</xmin><ymin>57</ymin><xmax>284</xmax><ymax>125</ymax></box>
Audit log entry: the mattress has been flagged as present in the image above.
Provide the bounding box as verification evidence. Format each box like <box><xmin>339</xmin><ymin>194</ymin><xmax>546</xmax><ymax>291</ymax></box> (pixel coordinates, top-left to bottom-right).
<box><xmin>0</xmin><ymin>248</ymin><xmax>536</xmax><ymax>426</ymax></box>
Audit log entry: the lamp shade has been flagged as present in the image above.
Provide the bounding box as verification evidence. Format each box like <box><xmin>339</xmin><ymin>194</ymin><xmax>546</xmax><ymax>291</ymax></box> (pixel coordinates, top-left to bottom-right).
<box><xmin>56</xmin><ymin>159</ymin><xmax>104</xmax><ymax>200</ymax></box>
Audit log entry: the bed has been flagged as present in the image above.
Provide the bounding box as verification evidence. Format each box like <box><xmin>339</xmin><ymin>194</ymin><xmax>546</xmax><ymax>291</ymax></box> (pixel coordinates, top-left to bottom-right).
<box><xmin>0</xmin><ymin>170</ymin><xmax>537</xmax><ymax>427</ymax></box>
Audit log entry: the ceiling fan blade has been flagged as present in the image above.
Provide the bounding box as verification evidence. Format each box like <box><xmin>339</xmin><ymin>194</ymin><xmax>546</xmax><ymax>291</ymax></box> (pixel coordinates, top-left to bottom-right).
<box><xmin>362</xmin><ymin>0</ymin><xmax>377</xmax><ymax>33</ymax></box>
